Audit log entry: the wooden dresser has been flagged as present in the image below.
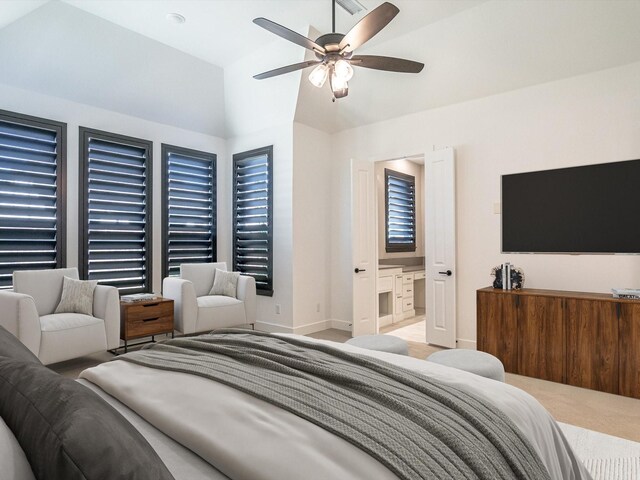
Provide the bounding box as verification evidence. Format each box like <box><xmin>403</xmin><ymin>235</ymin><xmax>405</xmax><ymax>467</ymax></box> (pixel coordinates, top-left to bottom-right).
<box><xmin>477</xmin><ymin>287</ymin><xmax>640</xmax><ymax>399</ymax></box>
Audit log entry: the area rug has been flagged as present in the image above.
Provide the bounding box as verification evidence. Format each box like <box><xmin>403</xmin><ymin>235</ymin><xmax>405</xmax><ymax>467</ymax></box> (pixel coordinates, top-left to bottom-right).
<box><xmin>558</xmin><ymin>422</ymin><xmax>640</xmax><ymax>480</ymax></box>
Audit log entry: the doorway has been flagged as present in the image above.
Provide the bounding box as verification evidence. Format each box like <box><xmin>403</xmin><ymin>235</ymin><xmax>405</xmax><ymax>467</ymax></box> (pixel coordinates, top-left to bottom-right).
<box><xmin>350</xmin><ymin>148</ymin><xmax>457</xmax><ymax>348</ymax></box>
<box><xmin>374</xmin><ymin>156</ymin><xmax>427</xmax><ymax>344</ymax></box>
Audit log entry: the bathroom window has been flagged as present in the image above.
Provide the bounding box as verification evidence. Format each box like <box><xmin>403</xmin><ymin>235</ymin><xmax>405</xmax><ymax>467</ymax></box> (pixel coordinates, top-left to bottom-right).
<box><xmin>385</xmin><ymin>169</ymin><xmax>416</xmax><ymax>253</ymax></box>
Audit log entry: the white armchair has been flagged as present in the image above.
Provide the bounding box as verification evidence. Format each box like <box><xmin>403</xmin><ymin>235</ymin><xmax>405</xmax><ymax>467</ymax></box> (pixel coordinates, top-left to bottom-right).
<box><xmin>162</xmin><ymin>262</ymin><xmax>257</xmax><ymax>335</ymax></box>
<box><xmin>0</xmin><ymin>268</ymin><xmax>120</xmax><ymax>365</ymax></box>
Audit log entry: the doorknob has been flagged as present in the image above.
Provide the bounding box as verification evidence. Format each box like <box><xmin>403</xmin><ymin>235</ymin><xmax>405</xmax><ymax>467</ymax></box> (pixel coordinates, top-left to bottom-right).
<box><xmin>438</xmin><ymin>270</ymin><xmax>452</xmax><ymax>276</ymax></box>
<box><xmin>354</xmin><ymin>268</ymin><xmax>367</xmax><ymax>273</ymax></box>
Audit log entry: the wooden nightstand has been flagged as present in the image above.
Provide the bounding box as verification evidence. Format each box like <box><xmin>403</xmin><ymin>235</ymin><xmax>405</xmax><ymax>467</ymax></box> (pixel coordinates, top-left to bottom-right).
<box><xmin>118</xmin><ymin>297</ymin><xmax>174</xmax><ymax>353</ymax></box>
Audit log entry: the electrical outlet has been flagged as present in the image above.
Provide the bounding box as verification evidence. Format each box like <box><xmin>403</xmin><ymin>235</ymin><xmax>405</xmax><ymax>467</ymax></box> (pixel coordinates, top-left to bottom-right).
<box><xmin>275</xmin><ymin>304</ymin><xmax>281</xmax><ymax>314</ymax></box>
<box><xmin>316</xmin><ymin>303</ymin><xmax>320</xmax><ymax>313</ymax></box>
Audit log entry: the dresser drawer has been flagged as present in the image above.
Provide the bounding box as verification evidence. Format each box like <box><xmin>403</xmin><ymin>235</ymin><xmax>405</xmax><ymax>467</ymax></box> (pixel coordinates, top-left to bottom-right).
<box><xmin>402</xmin><ymin>274</ymin><xmax>414</xmax><ymax>284</ymax></box>
<box><xmin>402</xmin><ymin>284</ymin><xmax>413</xmax><ymax>297</ymax></box>
<box><xmin>378</xmin><ymin>275</ymin><xmax>393</xmax><ymax>292</ymax></box>
<box><xmin>403</xmin><ymin>298</ymin><xmax>414</xmax><ymax>312</ymax></box>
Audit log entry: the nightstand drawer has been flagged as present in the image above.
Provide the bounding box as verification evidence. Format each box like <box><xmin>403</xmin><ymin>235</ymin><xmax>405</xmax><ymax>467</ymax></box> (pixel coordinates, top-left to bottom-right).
<box><xmin>125</xmin><ymin>301</ymin><xmax>173</xmax><ymax>322</ymax></box>
<box><xmin>125</xmin><ymin>315</ymin><xmax>173</xmax><ymax>339</ymax></box>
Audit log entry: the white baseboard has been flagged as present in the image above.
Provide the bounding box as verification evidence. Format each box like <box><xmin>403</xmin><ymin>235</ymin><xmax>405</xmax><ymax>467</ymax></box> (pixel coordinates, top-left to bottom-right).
<box><xmin>293</xmin><ymin>320</ymin><xmax>331</xmax><ymax>336</ymax></box>
<box><xmin>456</xmin><ymin>338</ymin><xmax>477</xmax><ymax>350</ymax></box>
<box><xmin>254</xmin><ymin>321</ymin><xmax>294</xmax><ymax>334</ymax></box>
<box><xmin>329</xmin><ymin>319</ymin><xmax>351</xmax><ymax>331</ymax></box>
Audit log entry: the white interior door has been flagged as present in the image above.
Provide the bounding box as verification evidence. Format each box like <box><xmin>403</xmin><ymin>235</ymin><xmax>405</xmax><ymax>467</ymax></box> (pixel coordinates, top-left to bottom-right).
<box><xmin>425</xmin><ymin>147</ymin><xmax>457</xmax><ymax>348</ymax></box>
<box><xmin>351</xmin><ymin>159</ymin><xmax>376</xmax><ymax>337</ymax></box>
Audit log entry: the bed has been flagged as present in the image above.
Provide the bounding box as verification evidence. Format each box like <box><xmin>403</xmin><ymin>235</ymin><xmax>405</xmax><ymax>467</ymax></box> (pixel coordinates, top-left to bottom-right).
<box><xmin>0</xmin><ymin>327</ymin><xmax>592</xmax><ymax>480</ymax></box>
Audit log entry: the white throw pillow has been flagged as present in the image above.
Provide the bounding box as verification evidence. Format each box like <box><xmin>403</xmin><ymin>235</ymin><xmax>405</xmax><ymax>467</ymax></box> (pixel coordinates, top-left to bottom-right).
<box><xmin>54</xmin><ymin>276</ymin><xmax>98</xmax><ymax>316</ymax></box>
<box><xmin>209</xmin><ymin>269</ymin><xmax>240</xmax><ymax>298</ymax></box>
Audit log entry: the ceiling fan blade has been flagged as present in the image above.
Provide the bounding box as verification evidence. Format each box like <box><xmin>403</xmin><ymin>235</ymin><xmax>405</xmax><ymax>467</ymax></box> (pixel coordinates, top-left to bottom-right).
<box><xmin>338</xmin><ymin>2</ymin><xmax>399</xmax><ymax>53</ymax></box>
<box><xmin>253</xmin><ymin>17</ymin><xmax>326</xmax><ymax>54</ymax></box>
<box><xmin>254</xmin><ymin>60</ymin><xmax>321</xmax><ymax>80</ymax></box>
<box><xmin>350</xmin><ymin>55</ymin><xmax>424</xmax><ymax>73</ymax></box>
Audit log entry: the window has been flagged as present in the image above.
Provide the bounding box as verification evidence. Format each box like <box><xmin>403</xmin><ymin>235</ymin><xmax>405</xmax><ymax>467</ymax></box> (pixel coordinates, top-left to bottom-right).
<box><xmin>232</xmin><ymin>146</ymin><xmax>273</xmax><ymax>296</ymax></box>
<box><xmin>0</xmin><ymin>110</ymin><xmax>66</xmax><ymax>290</ymax></box>
<box><xmin>161</xmin><ymin>144</ymin><xmax>216</xmax><ymax>278</ymax></box>
<box><xmin>385</xmin><ymin>169</ymin><xmax>416</xmax><ymax>253</ymax></box>
<box><xmin>79</xmin><ymin>128</ymin><xmax>152</xmax><ymax>293</ymax></box>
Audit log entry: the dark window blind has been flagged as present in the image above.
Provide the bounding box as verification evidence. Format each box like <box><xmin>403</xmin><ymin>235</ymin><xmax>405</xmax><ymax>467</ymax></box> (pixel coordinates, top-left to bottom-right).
<box><xmin>79</xmin><ymin>128</ymin><xmax>152</xmax><ymax>293</ymax></box>
<box><xmin>385</xmin><ymin>169</ymin><xmax>416</xmax><ymax>253</ymax></box>
<box><xmin>162</xmin><ymin>144</ymin><xmax>216</xmax><ymax>277</ymax></box>
<box><xmin>0</xmin><ymin>111</ymin><xmax>66</xmax><ymax>289</ymax></box>
<box><xmin>232</xmin><ymin>146</ymin><xmax>273</xmax><ymax>296</ymax></box>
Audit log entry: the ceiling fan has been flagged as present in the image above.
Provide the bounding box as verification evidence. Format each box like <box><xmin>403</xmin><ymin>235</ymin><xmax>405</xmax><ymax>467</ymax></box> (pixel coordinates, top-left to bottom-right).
<box><xmin>253</xmin><ymin>1</ymin><xmax>424</xmax><ymax>100</ymax></box>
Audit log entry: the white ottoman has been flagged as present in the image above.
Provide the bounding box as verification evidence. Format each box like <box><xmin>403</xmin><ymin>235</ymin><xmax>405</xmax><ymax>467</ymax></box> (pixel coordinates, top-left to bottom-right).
<box><xmin>345</xmin><ymin>335</ymin><xmax>409</xmax><ymax>356</ymax></box>
<box><xmin>427</xmin><ymin>350</ymin><xmax>505</xmax><ymax>382</ymax></box>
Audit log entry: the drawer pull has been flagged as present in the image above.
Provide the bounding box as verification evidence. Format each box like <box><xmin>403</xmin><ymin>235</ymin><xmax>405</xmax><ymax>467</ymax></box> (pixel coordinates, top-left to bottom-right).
<box><xmin>143</xmin><ymin>317</ymin><xmax>160</xmax><ymax>322</ymax></box>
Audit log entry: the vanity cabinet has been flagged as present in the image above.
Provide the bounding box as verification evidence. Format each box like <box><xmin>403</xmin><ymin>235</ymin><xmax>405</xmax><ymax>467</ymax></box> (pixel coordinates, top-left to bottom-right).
<box><xmin>477</xmin><ymin>287</ymin><xmax>640</xmax><ymax>399</ymax></box>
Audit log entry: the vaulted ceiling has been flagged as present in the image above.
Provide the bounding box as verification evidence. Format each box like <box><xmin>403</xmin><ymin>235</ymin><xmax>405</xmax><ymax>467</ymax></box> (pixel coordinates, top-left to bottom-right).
<box><xmin>1</xmin><ymin>0</ymin><xmax>639</xmax><ymax>137</ymax></box>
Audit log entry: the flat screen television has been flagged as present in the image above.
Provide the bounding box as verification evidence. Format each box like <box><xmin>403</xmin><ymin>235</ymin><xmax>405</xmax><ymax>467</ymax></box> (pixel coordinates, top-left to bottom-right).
<box><xmin>501</xmin><ymin>159</ymin><xmax>640</xmax><ymax>254</ymax></box>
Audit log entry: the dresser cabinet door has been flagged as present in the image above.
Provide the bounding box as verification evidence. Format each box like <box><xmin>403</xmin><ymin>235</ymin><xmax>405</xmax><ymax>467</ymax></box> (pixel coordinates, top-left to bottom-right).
<box><xmin>619</xmin><ymin>303</ymin><xmax>640</xmax><ymax>398</ymax></box>
<box><xmin>518</xmin><ymin>296</ymin><xmax>565</xmax><ymax>383</ymax></box>
<box><xmin>477</xmin><ymin>291</ymin><xmax>518</xmax><ymax>373</ymax></box>
<box><xmin>566</xmin><ymin>299</ymin><xmax>618</xmax><ymax>394</ymax></box>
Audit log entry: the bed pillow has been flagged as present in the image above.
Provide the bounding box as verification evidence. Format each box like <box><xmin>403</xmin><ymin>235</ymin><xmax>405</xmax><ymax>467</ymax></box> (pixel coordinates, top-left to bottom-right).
<box><xmin>0</xmin><ymin>358</ymin><xmax>175</xmax><ymax>480</ymax></box>
<box><xmin>209</xmin><ymin>269</ymin><xmax>240</xmax><ymax>298</ymax></box>
<box><xmin>54</xmin><ymin>276</ymin><xmax>98</xmax><ymax>316</ymax></box>
<box><xmin>0</xmin><ymin>326</ymin><xmax>40</xmax><ymax>365</ymax></box>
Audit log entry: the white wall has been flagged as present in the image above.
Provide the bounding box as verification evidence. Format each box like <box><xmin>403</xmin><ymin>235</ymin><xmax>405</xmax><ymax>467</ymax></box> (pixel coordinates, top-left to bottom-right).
<box><xmin>375</xmin><ymin>159</ymin><xmax>425</xmax><ymax>261</ymax></box>
<box><xmin>330</xmin><ymin>61</ymin><xmax>640</xmax><ymax>347</ymax></box>
<box><xmin>292</xmin><ymin>122</ymin><xmax>333</xmax><ymax>332</ymax></box>
<box><xmin>0</xmin><ymin>82</ymin><xmax>227</xmax><ymax>294</ymax></box>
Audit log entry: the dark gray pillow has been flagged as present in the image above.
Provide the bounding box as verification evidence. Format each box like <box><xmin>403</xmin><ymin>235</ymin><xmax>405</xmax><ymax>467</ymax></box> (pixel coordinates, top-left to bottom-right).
<box><xmin>0</xmin><ymin>358</ymin><xmax>175</xmax><ymax>480</ymax></box>
<box><xmin>0</xmin><ymin>325</ymin><xmax>40</xmax><ymax>364</ymax></box>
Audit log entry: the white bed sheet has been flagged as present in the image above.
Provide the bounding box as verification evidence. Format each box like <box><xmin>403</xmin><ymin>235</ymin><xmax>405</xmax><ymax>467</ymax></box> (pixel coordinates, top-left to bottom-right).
<box><xmin>79</xmin><ymin>335</ymin><xmax>592</xmax><ymax>480</ymax></box>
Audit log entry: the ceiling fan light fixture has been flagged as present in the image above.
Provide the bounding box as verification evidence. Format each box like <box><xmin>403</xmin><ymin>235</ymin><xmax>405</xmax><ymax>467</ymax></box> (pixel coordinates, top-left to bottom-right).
<box><xmin>330</xmin><ymin>69</ymin><xmax>349</xmax><ymax>99</ymax></box>
<box><xmin>334</xmin><ymin>59</ymin><xmax>354</xmax><ymax>81</ymax></box>
<box><xmin>308</xmin><ymin>63</ymin><xmax>329</xmax><ymax>88</ymax></box>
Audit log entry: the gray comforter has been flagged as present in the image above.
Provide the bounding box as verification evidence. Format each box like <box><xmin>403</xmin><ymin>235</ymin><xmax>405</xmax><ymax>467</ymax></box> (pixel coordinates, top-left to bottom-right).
<box><xmin>80</xmin><ymin>333</ymin><xmax>591</xmax><ymax>480</ymax></box>
<box><xmin>116</xmin><ymin>330</ymin><xmax>549</xmax><ymax>480</ymax></box>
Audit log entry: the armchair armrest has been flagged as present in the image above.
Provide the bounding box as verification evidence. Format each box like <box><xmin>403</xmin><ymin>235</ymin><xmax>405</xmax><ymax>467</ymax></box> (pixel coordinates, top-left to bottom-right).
<box><xmin>93</xmin><ymin>285</ymin><xmax>120</xmax><ymax>350</ymax></box>
<box><xmin>163</xmin><ymin>277</ymin><xmax>198</xmax><ymax>334</ymax></box>
<box><xmin>236</xmin><ymin>275</ymin><xmax>257</xmax><ymax>324</ymax></box>
<box><xmin>0</xmin><ymin>291</ymin><xmax>41</xmax><ymax>357</ymax></box>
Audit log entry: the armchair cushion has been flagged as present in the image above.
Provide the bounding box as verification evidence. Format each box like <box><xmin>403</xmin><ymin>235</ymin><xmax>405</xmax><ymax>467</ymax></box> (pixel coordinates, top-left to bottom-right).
<box><xmin>181</xmin><ymin>262</ymin><xmax>227</xmax><ymax>297</ymax></box>
<box><xmin>54</xmin><ymin>276</ymin><xmax>98</xmax><ymax>316</ymax></box>
<box><xmin>13</xmin><ymin>268</ymin><xmax>79</xmax><ymax>316</ymax></box>
<box><xmin>209</xmin><ymin>269</ymin><xmax>239</xmax><ymax>297</ymax></box>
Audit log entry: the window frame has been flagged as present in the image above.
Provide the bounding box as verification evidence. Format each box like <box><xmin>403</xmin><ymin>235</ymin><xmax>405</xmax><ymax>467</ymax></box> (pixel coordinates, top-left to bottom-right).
<box><xmin>0</xmin><ymin>109</ymin><xmax>67</xmax><ymax>289</ymax></box>
<box><xmin>385</xmin><ymin>168</ymin><xmax>417</xmax><ymax>253</ymax></box>
<box><xmin>232</xmin><ymin>145</ymin><xmax>274</xmax><ymax>297</ymax></box>
<box><xmin>78</xmin><ymin>127</ymin><xmax>153</xmax><ymax>293</ymax></box>
<box><xmin>161</xmin><ymin>143</ymin><xmax>217</xmax><ymax>278</ymax></box>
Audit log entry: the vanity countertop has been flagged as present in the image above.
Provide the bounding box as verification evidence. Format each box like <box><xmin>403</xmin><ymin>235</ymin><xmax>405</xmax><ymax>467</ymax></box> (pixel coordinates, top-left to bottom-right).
<box><xmin>378</xmin><ymin>264</ymin><xmax>404</xmax><ymax>270</ymax></box>
<box><xmin>402</xmin><ymin>265</ymin><xmax>425</xmax><ymax>273</ymax></box>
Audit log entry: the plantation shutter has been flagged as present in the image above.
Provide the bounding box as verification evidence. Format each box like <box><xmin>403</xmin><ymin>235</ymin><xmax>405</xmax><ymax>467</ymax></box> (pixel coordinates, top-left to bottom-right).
<box><xmin>0</xmin><ymin>112</ymin><xmax>66</xmax><ymax>289</ymax></box>
<box><xmin>232</xmin><ymin>146</ymin><xmax>273</xmax><ymax>296</ymax></box>
<box><xmin>162</xmin><ymin>145</ymin><xmax>216</xmax><ymax>277</ymax></box>
<box><xmin>385</xmin><ymin>169</ymin><xmax>416</xmax><ymax>252</ymax></box>
<box><xmin>80</xmin><ymin>129</ymin><xmax>152</xmax><ymax>293</ymax></box>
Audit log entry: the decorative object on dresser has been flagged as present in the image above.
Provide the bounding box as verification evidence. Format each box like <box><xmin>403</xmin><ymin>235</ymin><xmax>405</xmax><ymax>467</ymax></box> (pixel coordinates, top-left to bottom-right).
<box><xmin>162</xmin><ymin>262</ymin><xmax>257</xmax><ymax>335</ymax></box>
<box><xmin>0</xmin><ymin>268</ymin><xmax>120</xmax><ymax>365</ymax></box>
<box><xmin>477</xmin><ymin>287</ymin><xmax>640</xmax><ymax>399</ymax></box>
<box><xmin>118</xmin><ymin>297</ymin><xmax>174</xmax><ymax>353</ymax></box>
<box><xmin>490</xmin><ymin>263</ymin><xmax>524</xmax><ymax>290</ymax></box>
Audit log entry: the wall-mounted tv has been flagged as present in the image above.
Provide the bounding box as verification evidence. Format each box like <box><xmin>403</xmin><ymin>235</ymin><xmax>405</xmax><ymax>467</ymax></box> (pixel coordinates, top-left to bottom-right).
<box><xmin>502</xmin><ymin>159</ymin><xmax>640</xmax><ymax>254</ymax></box>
